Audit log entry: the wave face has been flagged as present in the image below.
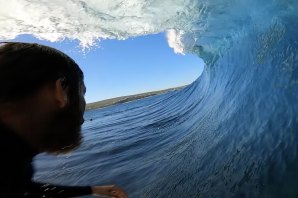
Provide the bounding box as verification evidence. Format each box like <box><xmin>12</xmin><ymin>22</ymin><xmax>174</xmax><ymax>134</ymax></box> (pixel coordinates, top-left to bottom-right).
<box><xmin>8</xmin><ymin>0</ymin><xmax>296</xmax><ymax>197</ymax></box>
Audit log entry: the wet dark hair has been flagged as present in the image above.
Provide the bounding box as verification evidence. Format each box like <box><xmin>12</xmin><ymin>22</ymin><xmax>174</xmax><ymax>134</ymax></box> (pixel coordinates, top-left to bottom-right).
<box><xmin>0</xmin><ymin>42</ymin><xmax>83</xmax><ymax>104</ymax></box>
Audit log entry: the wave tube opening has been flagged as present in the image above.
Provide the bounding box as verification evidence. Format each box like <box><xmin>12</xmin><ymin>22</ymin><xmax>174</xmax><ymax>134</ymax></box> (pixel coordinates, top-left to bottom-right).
<box><xmin>1</xmin><ymin>0</ymin><xmax>298</xmax><ymax>197</ymax></box>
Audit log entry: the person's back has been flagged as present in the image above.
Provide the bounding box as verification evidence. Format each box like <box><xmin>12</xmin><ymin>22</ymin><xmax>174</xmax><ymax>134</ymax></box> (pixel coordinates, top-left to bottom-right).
<box><xmin>0</xmin><ymin>42</ymin><xmax>127</xmax><ymax>198</ymax></box>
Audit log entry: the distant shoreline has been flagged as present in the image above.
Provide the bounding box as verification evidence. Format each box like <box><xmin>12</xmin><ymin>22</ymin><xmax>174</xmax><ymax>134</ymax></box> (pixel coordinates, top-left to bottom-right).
<box><xmin>86</xmin><ymin>85</ymin><xmax>187</xmax><ymax>110</ymax></box>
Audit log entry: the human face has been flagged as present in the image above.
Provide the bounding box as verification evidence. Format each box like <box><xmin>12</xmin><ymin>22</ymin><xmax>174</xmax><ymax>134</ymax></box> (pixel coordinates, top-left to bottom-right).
<box><xmin>39</xmin><ymin>81</ymin><xmax>87</xmax><ymax>154</ymax></box>
<box><xmin>78</xmin><ymin>81</ymin><xmax>87</xmax><ymax>124</ymax></box>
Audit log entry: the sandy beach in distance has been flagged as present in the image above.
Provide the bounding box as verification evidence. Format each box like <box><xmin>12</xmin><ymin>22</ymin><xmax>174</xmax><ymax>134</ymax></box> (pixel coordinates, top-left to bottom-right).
<box><xmin>86</xmin><ymin>85</ymin><xmax>187</xmax><ymax>110</ymax></box>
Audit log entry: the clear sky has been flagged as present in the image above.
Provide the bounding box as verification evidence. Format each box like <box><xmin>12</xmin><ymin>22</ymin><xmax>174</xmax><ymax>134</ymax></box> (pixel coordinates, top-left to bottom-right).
<box><xmin>4</xmin><ymin>33</ymin><xmax>204</xmax><ymax>103</ymax></box>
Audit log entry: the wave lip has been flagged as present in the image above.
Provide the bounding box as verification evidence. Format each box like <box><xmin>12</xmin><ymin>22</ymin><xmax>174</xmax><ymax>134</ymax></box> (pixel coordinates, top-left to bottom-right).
<box><xmin>0</xmin><ymin>0</ymin><xmax>199</xmax><ymax>50</ymax></box>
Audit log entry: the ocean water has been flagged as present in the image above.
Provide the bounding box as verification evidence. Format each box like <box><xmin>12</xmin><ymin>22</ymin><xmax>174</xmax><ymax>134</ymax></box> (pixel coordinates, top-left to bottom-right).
<box><xmin>19</xmin><ymin>0</ymin><xmax>298</xmax><ymax>197</ymax></box>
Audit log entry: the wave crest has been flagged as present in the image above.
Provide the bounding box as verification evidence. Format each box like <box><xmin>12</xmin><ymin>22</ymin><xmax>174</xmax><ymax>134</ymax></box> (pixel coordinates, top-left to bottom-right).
<box><xmin>0</xmin><ymin>0</ymin><xmax>198</xmax><ymax>49</ymax></box>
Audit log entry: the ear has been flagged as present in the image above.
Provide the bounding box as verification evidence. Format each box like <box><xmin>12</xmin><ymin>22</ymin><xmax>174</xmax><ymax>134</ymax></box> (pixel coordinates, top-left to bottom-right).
<box><xmin>54</xmin><ymin>78</ymin><xmax>68</xmax><ymax>108</ymax></box>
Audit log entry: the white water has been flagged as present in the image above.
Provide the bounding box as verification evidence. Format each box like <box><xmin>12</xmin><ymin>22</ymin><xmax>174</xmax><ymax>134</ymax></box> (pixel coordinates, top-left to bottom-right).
<box><xmin>0</xmin><ymin>0</ymin><xmax>201</xmax><ymax>53</ymax></box>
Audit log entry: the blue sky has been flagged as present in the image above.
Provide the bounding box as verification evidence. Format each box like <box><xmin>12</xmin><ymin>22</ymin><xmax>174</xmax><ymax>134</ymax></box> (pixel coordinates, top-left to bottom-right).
<box><xmin>5</xmin><ymin>33</ymin><xmax>204</xmax><ymax>103</ymax></box>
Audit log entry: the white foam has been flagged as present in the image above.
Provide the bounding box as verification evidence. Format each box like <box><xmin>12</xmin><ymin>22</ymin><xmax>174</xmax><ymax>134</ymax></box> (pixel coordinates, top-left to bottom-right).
<box><xmin>1</xmin><ymin>0</ymin><xmax>275</xmax><ymax>57</ymax></box>
<box><xmin>0</xmin><ymin>0</ymin><xmax>198</xmax><ymax>51</ymax></box>
<box><xmin>166</xmin><ymin>29</ymin><xmax>185</xmax><ymax>55</ymax></box>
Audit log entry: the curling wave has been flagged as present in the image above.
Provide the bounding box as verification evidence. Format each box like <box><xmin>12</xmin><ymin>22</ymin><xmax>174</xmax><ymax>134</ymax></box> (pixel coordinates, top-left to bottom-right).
<box><xmin>3</xmin><ymin>0</ymin><xmax>297</xmax><ymax>197</ymax></box>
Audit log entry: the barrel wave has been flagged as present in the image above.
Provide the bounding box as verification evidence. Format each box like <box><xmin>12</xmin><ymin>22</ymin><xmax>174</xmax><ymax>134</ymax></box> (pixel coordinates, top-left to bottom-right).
<box><xmin>2</xmin><ymin>0</ymin><xmax>298</xmax><ymax>197</ymax></box>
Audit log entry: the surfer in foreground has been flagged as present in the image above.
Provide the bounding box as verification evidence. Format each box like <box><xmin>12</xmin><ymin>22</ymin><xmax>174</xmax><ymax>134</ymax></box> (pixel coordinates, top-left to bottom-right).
<box><xmin>0</xmin><ymin>42</ymin><xmax>127</xmax><ymax>198</ymax></box>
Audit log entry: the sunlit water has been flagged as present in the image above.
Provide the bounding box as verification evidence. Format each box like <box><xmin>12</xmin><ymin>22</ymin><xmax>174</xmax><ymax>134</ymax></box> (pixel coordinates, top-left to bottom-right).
<box><xmin>27</xmin><ymin>0</ymin><xmax>298</xmax><ymax>197</ymax></box>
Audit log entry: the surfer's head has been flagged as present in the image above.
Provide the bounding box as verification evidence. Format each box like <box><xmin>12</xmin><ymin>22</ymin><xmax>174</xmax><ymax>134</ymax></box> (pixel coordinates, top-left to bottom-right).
<box><xmin>0</xmin><ymin>42</ymin><xmax>86</xmax><ymax>154</ymax></box>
